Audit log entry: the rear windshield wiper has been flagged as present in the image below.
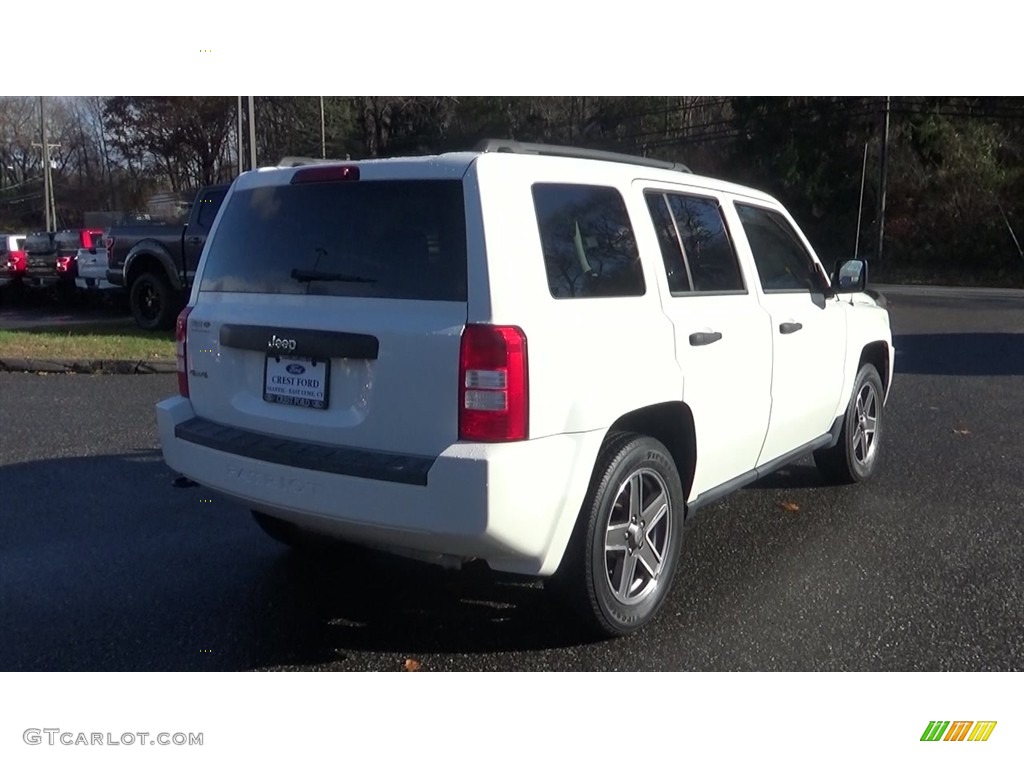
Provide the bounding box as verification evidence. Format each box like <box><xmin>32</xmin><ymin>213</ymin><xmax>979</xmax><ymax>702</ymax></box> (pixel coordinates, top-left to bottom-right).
<box><xmin>290</xmin><ymin>268</ymin><xmax>377</xmax><ymax>284</ymax></box>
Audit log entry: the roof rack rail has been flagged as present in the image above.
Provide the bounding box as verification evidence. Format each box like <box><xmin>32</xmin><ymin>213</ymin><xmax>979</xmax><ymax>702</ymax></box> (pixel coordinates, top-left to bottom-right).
<box><xmin>473</xmin><ymin>139</ymin><xmax>692</xmax><ymax>174</ymax></box>
<box><xmin>277</xmin><ymin>156</ymin><xmax>347</xmax><ymax>168</ymax></box>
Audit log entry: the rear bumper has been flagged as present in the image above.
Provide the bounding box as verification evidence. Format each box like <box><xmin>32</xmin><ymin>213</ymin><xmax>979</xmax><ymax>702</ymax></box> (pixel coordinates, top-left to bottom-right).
<box><xmin>76</xmin><ymin>276</ymin><xmax>117</xmax><ymax>291</ymax></box>
<box><xmin>156</xmin><ymin>396</ymin><xmax>603</xmax><ymax>576</ymax></box>
<box><xmin>23</xmin><ymin>269</ymin><xmax>59</xmax><ymax>288</ymax></box>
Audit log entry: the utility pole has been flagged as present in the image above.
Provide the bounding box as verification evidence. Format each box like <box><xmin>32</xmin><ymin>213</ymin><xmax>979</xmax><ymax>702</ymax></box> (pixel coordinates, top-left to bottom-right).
<box><xmin>876</xmin><ymin>96</ymin><xmax>890</xmax><ymax>262</ymax></box>
<box><xmin>48</xmin><ymin>164</ymin><xmax>58</xmax><ymax>228</ymax></box>
<box><xmin>41</xmin><ymin>97</ymin><xmax>49</xmax><ymax>231</ymax></box>
<box><xmin>237</xmin><ymin>96</ymin><xmax>243</xmax><ymax>176</ymax></box>
<box><xmin>34</xmin><ymin>97</ymin><xmax>60</xmax><ymax>231</ymax></box>
<box><xmin>854</xmin><ymin>143</ymin><xmax>868</xmax><ymax>259</ymax></box>
<box><xmin>248</xmin><ymin>96</ymin><xmax>257</xmax><ymax>170</ymax></box>
<box><xmin>320</xmin><ymin>96</ymin><xmax>326</xmax><ymax>159</ymax></box>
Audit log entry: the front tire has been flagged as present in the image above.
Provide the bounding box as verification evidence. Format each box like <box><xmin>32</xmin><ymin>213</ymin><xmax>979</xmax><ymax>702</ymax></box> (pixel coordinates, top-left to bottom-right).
<box><xmin>814</xmin><ymin>364</ymin><xmax>884</xmax><ymax>484</ymax></box>
<box><xmin>130</xmin><ymin>271</ymin><xmax>177</xmax><ymax>331</ymax></box>
<box><xmin>551</xmin><ymin>432</ymin><xmax>686</xmax><ymax>637</ymax></box>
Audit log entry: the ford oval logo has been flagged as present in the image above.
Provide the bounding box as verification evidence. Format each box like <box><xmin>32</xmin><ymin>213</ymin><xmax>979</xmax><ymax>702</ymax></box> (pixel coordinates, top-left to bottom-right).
<box><xmin>286</xmin><ymin>363</ymin><xmax>306</xmax><ymax>375</ymax></box>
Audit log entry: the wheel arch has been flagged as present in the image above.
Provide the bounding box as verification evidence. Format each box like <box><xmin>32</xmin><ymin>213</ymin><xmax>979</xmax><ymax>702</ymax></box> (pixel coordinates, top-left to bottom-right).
<box><xmin>125</xmin><ymin>244</ymin><xmax>181</xmax><ymax>291</ymax></box>
<box><xmin>539</xmin><ymin>401</ymin><xmax>698</xmax><ymax>578</ymax></box>
<box><xmin>859</xmin><ymin>340</ymin><xmax>891</xmax><ymax>393</ymax></box>
<box><xmin>606</xmin><ymin>401</ymin><xmax>698</xmax><ymax>509</ymax></box>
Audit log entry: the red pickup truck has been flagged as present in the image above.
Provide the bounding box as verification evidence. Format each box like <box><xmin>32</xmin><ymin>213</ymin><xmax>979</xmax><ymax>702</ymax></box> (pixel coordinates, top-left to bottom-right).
<box><xmin>0</xmin><ymin>233</ymin><xmax>28</xmax><ymax>292</ymax></box>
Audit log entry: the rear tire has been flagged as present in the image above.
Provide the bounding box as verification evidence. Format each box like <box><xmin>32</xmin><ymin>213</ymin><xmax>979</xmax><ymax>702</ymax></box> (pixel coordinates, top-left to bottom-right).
<box><xmin>549</xmin><ymin>432</ymin><xmax>686</xmax><ymax>637</ymax></box>
<box><xmin>130</xmin><ymin>271</ymin><xmax>178</xmax><ymax>331</ymax></box>
<box><xmin>814</xmin><ymin>364</ymin><xmax>884</xmax><ymax>484</ymax></box>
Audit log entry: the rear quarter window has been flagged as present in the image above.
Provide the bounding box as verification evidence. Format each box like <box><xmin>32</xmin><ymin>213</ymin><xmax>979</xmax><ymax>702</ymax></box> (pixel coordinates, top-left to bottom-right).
<box><xmin>199</xmin><ymin>179</ymin><xmax>467</xmax><ymax>301</ymax></box>
<box><xmin>532</xmin><ymin>183</ymin><xmax>645</xmax><ymax>299</ymax></box>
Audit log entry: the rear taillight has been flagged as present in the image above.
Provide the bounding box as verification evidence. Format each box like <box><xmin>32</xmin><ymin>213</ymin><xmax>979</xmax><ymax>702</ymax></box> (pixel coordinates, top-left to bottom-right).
<box><xmin>458</xmin><ymin>324</ymin><xmax>528</xmax><ymax>442</ymax></box>
<box><xmin>56</xmin><ymin>256</ymin><xmax>73</xmax><ymax>273</ymax></box>
<box><xmin>176</xmin><ymin>306</ymin><xmax>192</xmax><ymax>397</ymax></box>
<box><xmin>8</xmin><ymin>251</ymin><xmax>26</xmax><ymax>274</ymax></box>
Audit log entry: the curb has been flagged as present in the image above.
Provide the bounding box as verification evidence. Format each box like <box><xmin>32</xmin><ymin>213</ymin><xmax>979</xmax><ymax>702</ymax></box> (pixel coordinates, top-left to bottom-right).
<box><xmin>0</xmin><ymin>358</ymin><xmax>176</xmax><ymax>374</ymax></box>
<box><xmin>873</xmin><ymin>284</ymin><xmax>1024</xmax><ymax>300</ymax></box>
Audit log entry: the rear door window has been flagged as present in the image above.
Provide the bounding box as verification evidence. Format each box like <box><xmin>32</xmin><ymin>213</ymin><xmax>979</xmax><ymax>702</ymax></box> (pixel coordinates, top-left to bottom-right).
<box><xmin>644</xmin><ymin>191</ymin><xmax>744</xmax><ymax>294</ymax></box>
<box><xmin>532</xmin><ymin>183</ymin><xmax>645</xmax><ymax>299</ymax></box>
<box><xmin>199</xmin><ymin>180</ymin><xmax>468</xmax><ymax>301</ymax></box>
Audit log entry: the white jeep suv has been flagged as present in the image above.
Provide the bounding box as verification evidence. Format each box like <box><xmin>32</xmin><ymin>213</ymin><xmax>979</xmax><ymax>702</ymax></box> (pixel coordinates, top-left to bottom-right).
<box><xmin>156</xmin><ymin>140</ymin><xmax>894</xmax><ymax>636</ymax></box>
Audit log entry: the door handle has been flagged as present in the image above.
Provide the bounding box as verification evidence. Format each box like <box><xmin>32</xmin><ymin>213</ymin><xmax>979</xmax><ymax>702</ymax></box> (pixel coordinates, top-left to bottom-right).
<box><xmin>185</xmin><ymin>236</ymin><xmax>203</xmax><ymax>245</ymax></box>
<box><xmin>689</xmin><ymin>331</ymin><xmax>723</xmax><ymax>346</ymax></box>
<box><xmin>779</xmin><ymin>322</ymin><xmax>803</xmax><ymax>334</ymax></box>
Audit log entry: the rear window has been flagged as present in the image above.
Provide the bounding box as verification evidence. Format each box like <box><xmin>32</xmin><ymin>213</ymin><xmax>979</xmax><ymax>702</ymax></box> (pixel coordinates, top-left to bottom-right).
<box><xmin>24</xmin><ymin>234</ymin><xmax>54</xmax><ymax>254</ymax></box>
<box><xmin>81</xmin><ymin>230</ymin><xmax>104</xmax><ymax>249</ymax></box>
<box><xmin>195</xmin><ymin>189</ymin><xmax>227</xmax><ymax>229</ymax></box>
<box><xmin>199</xmin><ymin>180</ymin><xmax>467</xmax><ymax>301</ymax></box>
<box><xmin>55</xmin><ymin>232</ymin><xmax>82</xmax><ymax>252</ymax></box>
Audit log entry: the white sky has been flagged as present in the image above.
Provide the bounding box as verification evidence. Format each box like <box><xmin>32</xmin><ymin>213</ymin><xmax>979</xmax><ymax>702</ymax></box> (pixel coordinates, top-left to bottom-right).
<box><xmin>4</xmin><ymin>1</ymin><xmax>1015</xmax><ymax>95</ymax></box>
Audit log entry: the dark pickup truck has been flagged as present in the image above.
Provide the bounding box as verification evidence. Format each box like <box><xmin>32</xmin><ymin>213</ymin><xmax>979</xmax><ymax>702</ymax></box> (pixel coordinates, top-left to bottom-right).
<box><xmin>106</xmin><ymin>184</ymin><xmax>228</xmax><ymax>330</ymax></box>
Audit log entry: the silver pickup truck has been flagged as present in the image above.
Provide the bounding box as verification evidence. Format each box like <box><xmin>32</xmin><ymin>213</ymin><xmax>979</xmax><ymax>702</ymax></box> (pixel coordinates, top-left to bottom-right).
<box><xmin>74</xmin><ymin>247</ymin><xmax>117</xmax><ymax>293</ymax></box>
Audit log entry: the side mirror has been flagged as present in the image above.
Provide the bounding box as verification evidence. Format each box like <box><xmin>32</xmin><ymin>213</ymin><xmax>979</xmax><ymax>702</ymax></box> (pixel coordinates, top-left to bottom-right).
<box><xmin>833</xmin><ymin>258</ymin><xmax>868</xmax><ymax>293</ymax></box>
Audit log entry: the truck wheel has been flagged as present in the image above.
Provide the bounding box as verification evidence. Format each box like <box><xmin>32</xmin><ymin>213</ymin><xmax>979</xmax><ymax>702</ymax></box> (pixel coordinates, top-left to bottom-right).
<box><xmin>814</xmin><ymin>364</ymin><xmax>884</xmax><ymax>484</ymax></box>
<box><xmin>550</xmin><ymin>432</ymin><xmax>686</xmax><ymax>637</ymax></box>
<box><xmin>130</xmin><ymin>271</ymin><xmax>177</xmax><ymax>331</ymax></box>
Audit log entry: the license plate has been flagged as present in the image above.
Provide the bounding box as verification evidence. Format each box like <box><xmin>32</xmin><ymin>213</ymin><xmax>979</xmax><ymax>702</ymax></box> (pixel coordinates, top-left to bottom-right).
<box><xmin>263</xmin><ymin>355</ymin><xmax>330</xmax><ymax>410</ymax></box>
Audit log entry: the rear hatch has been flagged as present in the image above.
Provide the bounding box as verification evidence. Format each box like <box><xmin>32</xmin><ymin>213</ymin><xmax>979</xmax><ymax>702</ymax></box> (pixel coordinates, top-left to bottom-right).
<box><xmin>185</xmin><ymin>163</ymin><xmax>472</xmax><ymax>458</ymax></box>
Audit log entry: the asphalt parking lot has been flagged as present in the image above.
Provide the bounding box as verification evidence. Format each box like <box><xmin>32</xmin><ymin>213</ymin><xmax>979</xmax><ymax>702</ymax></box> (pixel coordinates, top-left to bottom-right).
<box><xmin>1</xmin><ymin>288</ymin><xmax>1022</xmax><ymax>671</ymax></box>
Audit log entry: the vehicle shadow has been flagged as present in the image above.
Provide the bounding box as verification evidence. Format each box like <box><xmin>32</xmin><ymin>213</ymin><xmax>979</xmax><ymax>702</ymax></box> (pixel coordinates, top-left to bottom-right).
<box><xmin>0</xmin><ymin>450</ymin><xmax>592</xmax><ymax>672</ymax></box>
<box><xmin>893</xmin><ymin>333</ymin><xmax>1024</xmax><ymax>376</ymax></box>
<box><xmin>249</xmin><ymin>550</ymin><xmax>591</xmax><ymax>667</ymax></box>
<box><xmin>747</xmin><ymin>463</ymin><xmax>827</xmax><ymax>491</ymax></box>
